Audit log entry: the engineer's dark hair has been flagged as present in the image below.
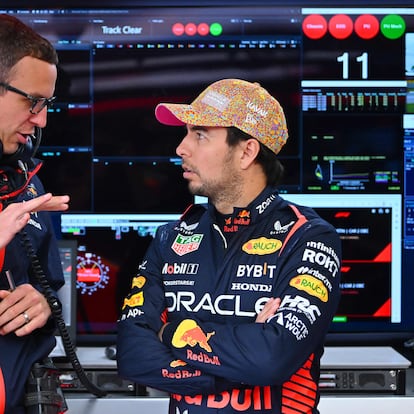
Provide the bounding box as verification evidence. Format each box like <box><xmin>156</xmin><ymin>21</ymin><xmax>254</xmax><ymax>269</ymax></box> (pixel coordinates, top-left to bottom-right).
<box><xmin>0</xmin><ymin>14</ymin><xmax>58</xmax><ymax>84</ymax></box>
<box><xmin>226</xmin><ymin>126</ymin><xmax>285</xmax><ymax>186</ymax></box>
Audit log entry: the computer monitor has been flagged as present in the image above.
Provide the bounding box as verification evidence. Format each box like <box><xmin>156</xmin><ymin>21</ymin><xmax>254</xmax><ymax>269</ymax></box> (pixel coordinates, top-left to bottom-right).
<box><xmin>6</xmin><ymin>2</ymin><xmax>413</xmax><ymax>345</ymax></box>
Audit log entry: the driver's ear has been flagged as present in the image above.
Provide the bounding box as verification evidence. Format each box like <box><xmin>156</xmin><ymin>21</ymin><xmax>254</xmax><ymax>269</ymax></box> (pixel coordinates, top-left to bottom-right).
<box><xmin>239</xmin><ymin>138</ymin><xmax>260</xmax><ymax>170</ymax></box>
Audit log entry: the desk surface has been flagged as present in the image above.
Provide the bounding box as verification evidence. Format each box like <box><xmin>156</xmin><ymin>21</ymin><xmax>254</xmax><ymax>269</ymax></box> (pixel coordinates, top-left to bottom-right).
<box><xmin>321</xmin><ymin>346</ymin><xmax>411</xmax><ymax>369</ymax></box>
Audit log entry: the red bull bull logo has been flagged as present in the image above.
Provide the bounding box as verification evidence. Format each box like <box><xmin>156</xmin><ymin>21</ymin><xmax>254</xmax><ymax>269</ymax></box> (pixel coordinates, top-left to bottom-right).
<box><xmin>234</xmin><ymin>210</ymin><xmax>251</xmax><ymax>226</ymax></box>
<box><xmin>172</xmin><ymin>319</ymin><xmax>215</xmax><ymax>353</ymax></box>
<box><xmin>170</xmin><ymin>359</ymin><xmax>187</xmax><ymax>368</ymax></box>
<box><xmin>238</xmin><ymin>210</ymin><xmax>250</xmax><ymax>218</ymax></box>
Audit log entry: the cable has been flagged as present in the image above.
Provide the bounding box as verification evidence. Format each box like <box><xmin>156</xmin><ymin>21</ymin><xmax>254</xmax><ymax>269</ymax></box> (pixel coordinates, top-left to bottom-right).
<box><xmin>19</xmin><ymin>229</ymin><xmax>107</xmax><ymax>398</ymax></box>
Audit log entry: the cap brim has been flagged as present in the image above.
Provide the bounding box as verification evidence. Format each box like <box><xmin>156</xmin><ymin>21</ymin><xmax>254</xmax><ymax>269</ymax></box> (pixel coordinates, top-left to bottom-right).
<box><xmin>155</xmin><ymin>103</ymin><xmax>188</xmax><ymax>126</ymax></box>
<box><xmin>155</xmin><ymin>102</ymin><xmax>233</xmax><ymax>128</ymax></box>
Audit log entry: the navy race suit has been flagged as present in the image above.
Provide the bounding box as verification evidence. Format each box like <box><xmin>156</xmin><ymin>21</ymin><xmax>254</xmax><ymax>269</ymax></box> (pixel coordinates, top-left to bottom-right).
<box><xmin>0</xmin><ymin>159</ymin><xmax>65</xmax><ymax>414</ymax></box>
<box><xmin>117</xmin><ymin>186</ymin><xmax>342</xmax><ymax>414</ymax></box>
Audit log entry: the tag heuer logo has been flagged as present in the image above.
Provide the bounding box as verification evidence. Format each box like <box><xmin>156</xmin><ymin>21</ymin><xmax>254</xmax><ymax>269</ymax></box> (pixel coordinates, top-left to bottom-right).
<box><xmin>171</xmin><ymin>234</ymin><xmax>204</xmax><ymax>256</ymax></box>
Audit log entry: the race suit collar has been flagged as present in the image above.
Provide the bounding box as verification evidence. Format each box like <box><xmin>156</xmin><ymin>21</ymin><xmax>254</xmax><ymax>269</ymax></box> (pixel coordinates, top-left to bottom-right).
<box><xmin>208</xmin><ymin>186</ymin><xmax>280</xmax><ymax>232</ymax></box>
<box><xmin>0</xmin><ymin>158</ymin><xmax>42</xmax><ymax>203</ymax></box>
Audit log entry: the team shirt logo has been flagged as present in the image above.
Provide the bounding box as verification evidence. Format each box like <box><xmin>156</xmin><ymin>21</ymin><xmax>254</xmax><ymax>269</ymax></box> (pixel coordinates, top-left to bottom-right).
<box><xmin>172</xmin><ymin>234</ymin><xmax>204</xmax><ymax>256</ymax></box>
<box><xmin>242</xmin><ymin>237</ymin><xmax>282</xmax><ymax>255</ymax></box>
<box><xmin>122</xmin><ymin>292</ymin><xmax>144</xmax><ymax>309</ymax></box>
<box><xmin>172</xmin><ymin>319</ymin><xmax>215</xmax><ymax>353</ymax></box>
<box><xmin>289</xmin><ymin>275</ymin><xmax>328</xmax><ymax>302</ymax></box>
<box><xmin>131</xmin><ymin>275</ymin><xmax>146</xmax><ymax>289</ymax></box>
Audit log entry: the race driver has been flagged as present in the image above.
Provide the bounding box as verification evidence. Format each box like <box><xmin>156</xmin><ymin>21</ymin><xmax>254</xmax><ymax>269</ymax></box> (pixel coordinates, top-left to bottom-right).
<box><xmin>117</xmin><ymin>78</ymin><xmax>342</xmax><ymax>414</ymax></box>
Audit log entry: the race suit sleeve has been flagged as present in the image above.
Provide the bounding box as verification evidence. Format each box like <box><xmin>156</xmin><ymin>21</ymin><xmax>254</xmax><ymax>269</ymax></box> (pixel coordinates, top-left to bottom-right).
<box><xmin>117</xmin><ymin>226</ymin><xmax>227</xmax><ymax>396</ymax></box>
<box><xmin>159</xmin><ymin>220</ymin><xmax>341</xmax><ymax>386</ymax></box>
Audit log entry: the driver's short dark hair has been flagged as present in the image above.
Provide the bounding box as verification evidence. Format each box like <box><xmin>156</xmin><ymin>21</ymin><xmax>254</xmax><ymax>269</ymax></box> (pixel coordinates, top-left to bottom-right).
<box><xmin>226</xmin><ymin>126</ymin><xmax>284</xmax><ymax>186</ymax></box>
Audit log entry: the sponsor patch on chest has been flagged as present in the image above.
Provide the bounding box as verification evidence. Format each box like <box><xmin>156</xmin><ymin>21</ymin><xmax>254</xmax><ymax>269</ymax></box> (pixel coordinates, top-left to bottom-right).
<box><xmin>171</xmin><ymin>234</ymin><xmax>204</xmax><ymax>256</ymax></box>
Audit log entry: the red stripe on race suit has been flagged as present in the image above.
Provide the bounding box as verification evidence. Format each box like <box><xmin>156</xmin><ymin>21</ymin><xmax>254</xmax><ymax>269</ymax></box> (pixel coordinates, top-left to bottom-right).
<box><xmin>0</xmin><ymin>368</ymin><xmax>5</xmax><ymax>414</ymax></box>
<box><xmin>282</xmin><ymin>354</ymin><xmax>318</xmax><ymax>414</ymax></box>
<box><xmin>278</xmin><ymin>205</ymin><xmax>308</xmax><ymax>256</ymax></box>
